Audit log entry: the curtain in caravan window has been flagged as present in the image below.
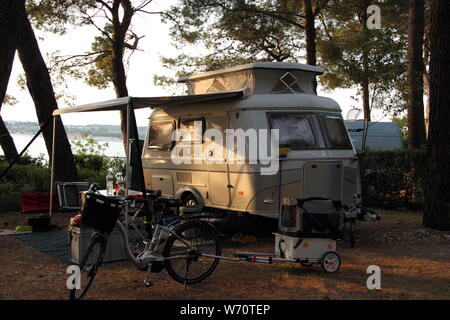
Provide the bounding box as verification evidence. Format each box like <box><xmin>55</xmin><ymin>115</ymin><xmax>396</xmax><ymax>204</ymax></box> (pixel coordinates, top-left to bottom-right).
<box><xmin>271</xmin><ymin>115</ymin><xmax>317</xmax><ymax>150</ymax></box>
<box><xmin>179</xmin><ymin>119</ymin><xmax>204</xmax><ymax>143</ymax></box>
<box><xmin>148</xmin><ymin>122</ymin><xmax>174</xmax><ymax>150</ymax></box>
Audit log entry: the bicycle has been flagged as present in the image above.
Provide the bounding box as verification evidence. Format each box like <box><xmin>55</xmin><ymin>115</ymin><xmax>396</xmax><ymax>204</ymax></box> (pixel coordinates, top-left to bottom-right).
<box><xmin>342</xmin><ymin>203</ymin><xmax>381</xmax><ymax>248</ymax></box>
<box><xmin>68</xmin><ymin>184</ymin><xmax>222</xmax><ymax>300</ymax></box>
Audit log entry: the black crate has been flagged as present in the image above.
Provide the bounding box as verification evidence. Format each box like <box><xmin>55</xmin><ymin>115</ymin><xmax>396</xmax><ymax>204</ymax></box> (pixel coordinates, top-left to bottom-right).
<box><xmin>81</xmin><ymin>193</ymin><xmax>123</xmax><ymax>233</ymax></box>
<box><xmin>27</xmin><ymin>215</ymin><xmax>51</xmax><ymax>232</ymax></box>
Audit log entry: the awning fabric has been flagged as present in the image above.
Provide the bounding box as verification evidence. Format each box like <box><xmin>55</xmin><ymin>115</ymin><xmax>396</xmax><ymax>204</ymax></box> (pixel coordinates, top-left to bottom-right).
<box><xmin>52</xmin><ymin>89</ymin><xmax>247</xmax><ymax>116</ymax></box>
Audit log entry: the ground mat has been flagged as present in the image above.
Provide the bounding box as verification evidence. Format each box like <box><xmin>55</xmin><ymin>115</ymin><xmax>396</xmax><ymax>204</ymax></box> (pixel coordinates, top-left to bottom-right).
<box><xmin>13</xmin><ymin>228</ymin><xmax>70</xmax><ymax>263</ymax></box>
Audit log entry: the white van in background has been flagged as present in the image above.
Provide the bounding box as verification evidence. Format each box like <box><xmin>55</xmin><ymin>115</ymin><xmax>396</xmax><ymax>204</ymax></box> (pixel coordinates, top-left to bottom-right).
<box><xmin>344</xmin><ymin>121</ymin><xmax>404</xmax><ymax>152</ymax></box>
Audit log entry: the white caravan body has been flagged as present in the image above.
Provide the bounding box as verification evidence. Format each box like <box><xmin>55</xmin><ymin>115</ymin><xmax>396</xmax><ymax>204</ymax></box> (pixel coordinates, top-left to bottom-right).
<box><xmin>142</xmin><ymin>63</ymin><xmax>360</xmax><ymax>218</ymax></box>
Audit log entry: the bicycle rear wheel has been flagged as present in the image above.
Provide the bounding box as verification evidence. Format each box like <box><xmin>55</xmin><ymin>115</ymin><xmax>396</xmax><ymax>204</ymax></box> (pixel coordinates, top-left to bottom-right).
<box><xmin>163</xmin><ymin>221</ymin><xmax>221</xmax><ymax>285</ymax></box>
<box><xmin>69</xmin><ymin>233</ymin><xmax>106</xmax><ymax>300</ymax></box>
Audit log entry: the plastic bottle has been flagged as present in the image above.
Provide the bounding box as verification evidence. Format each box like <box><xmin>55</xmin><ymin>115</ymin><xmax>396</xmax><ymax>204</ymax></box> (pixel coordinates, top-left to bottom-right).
<box><xmin>106</xmin><ymin>172</ymin><xmax>114</xmax><ymax>196</ymax></box>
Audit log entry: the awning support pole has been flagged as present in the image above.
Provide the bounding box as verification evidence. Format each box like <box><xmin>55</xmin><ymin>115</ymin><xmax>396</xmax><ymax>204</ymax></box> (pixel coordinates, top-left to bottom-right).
<box><xmin>125</xmin><ymin>99</ymin><xmax>131</xmax><ymax>198</ymax></box>
<box><xmin>124</xmin><ymin>100</ymin><xmax>132</xmax><ymax>223</ymax></box>
<box><xmin>49</xmin><ymin>116</ymin><xmax>57</xmax><ymax>218</ymax></box>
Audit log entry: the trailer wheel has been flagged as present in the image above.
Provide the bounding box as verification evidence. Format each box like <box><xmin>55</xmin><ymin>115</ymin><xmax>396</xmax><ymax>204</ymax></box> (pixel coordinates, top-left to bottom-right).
<box><xmin>321</xmin><ymin>251</ymin><xmax>341</xmax><ymax>273</ymax></box>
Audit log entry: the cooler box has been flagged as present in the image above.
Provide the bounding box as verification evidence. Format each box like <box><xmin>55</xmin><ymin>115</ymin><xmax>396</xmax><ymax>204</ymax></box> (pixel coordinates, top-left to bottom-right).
<box><xmin>68</xmin><ymin>226</ymin><xmax>126</xmax><ymax>264</ymax></box>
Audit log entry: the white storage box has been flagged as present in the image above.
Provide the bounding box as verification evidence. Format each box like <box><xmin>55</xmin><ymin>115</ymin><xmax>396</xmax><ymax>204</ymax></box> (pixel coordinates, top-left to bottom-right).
<box><xmin>68</xmin><ymin>226</ymin><xmax>126</xmax><ymax>264</ymax></box>
<box><xmin>274</xmin><ymin>233</ymin><xmax>336</xmax><ymax>261</ymax></box>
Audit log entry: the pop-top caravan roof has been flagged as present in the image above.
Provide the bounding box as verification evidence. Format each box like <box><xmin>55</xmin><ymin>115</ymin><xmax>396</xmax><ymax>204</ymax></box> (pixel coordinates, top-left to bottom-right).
<box><xmin>178</xmin><ymin>62</ymin><xmax>324</xmax><ymax>96</ymax></box>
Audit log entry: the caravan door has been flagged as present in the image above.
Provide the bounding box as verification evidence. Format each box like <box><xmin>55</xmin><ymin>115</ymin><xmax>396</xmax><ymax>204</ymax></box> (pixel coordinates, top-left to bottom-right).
<box><xmin>205</xmin><ymin>114</ymin><xmax>230</xmax><ymax>206</ymax></box>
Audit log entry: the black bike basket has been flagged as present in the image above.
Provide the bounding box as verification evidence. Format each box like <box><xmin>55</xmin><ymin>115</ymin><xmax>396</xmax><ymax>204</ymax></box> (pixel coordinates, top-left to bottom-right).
<box><xmin>81</xmin><ymin>192</ymin><xmax>123</xmax><ymax>233</ymax></box>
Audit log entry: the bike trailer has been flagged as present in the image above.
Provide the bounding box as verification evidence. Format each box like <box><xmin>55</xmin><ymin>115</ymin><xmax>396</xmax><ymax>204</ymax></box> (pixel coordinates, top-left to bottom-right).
<box><xmin>81</xmin><ymin>192</ymin><xmax>123</xmax><ymax>233</ymax></box>
<box><xmin>275</xmin><ymin>197</ymin><xmax>344</xmax><ymax>262</ymax></box>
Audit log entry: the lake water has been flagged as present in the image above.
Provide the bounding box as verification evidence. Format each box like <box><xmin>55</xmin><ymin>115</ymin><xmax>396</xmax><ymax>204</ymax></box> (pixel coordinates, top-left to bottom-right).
<box><xmin>0</xmin><ymin>134</ymin><xmax>126</xmax><ymax>159</ymax></box>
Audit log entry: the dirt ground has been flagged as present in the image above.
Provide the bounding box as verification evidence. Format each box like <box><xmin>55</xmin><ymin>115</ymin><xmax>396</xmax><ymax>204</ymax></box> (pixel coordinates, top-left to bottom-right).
<box><xmin>0</xmin><ymin>209</ymin><xmax>449</xmax><ymax>300</ymax></box>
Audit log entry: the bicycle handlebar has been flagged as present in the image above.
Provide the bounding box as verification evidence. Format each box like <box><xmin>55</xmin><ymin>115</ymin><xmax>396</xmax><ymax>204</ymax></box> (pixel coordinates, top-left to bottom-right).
<box><xmin>88</xmin><ymin>183</ymin><xmax>99</xmax><ymax>193</ymax></box>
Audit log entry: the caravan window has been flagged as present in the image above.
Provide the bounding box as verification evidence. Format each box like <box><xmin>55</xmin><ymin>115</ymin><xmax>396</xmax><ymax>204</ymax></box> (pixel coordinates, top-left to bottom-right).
<box><xmin>148</xmin><ymin>121</ymin><xmax>175</xmax><ymax>150</ymax></box>
<box><xmin>178</xmin><ymin>118</ymin><xmax>205</xmax><ymax>143</ymax></box>
<box><xmin>321</xmin><ymin>117</ymin><xmax>353</xmax><ymax>149</ymax></box>
<box><xmin>270</xmin><ymin>115</ymin><xmax>318</xmax><ymax>150</ymax></box>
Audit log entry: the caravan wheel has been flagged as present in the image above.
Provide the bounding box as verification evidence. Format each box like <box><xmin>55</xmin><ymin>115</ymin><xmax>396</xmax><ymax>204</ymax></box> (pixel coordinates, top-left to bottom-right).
<box><xmin>182</xmin><ymin>193</ymin><xmax>200</xmax><ymax>207</ymax></box>
<box><xmin>321</xmin><ymin>251</ymin><xmax>341</xmax><ymax>273</ymax></box>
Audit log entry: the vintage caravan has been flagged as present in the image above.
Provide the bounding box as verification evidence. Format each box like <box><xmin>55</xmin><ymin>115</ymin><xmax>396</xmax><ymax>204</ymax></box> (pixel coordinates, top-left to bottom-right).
<box><xmin>142</xmin><ymin>62</ymin><xmax>360</xmax><ymax>218</ymax></box>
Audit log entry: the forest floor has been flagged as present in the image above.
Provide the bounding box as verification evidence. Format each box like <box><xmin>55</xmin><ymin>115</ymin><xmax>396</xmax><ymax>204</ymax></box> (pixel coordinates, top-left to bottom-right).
<box><xmin>0</xmin><ymin>209</ymin><xmax>449</xmax><ymax>300</ymax></box>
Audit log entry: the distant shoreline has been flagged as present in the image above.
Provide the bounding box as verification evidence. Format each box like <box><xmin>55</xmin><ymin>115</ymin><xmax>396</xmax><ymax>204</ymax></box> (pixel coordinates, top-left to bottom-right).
<box><xmin>4</xmin><ymin>120</ymin><xmax>147</xmax><ymax>141</ymax></box>
<box><xmin>2</xmin><ymin>133</ymin><xmax>126</xmax><ymax>159</ymax></box>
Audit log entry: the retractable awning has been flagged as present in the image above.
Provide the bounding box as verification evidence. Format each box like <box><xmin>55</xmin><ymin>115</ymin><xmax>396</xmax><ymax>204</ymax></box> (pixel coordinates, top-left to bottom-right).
<box><xmin>52</xmin><ymin>89</ymin><xmax>247</xmax><ymax>116</ymax></box>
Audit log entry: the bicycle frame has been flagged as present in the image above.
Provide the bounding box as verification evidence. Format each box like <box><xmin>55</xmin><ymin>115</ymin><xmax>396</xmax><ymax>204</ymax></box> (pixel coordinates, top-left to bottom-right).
<box><xmin>116</xmin><ymin>209</ymin><xmax>210</xmax><ymax>271</ymax></box>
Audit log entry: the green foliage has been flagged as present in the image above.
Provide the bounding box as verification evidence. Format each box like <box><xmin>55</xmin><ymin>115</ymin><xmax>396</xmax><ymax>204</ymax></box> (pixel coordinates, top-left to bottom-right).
<box><xmin>85</xmin><ymin>29</ymin><xmax>114</xmax><ymax>89</ymax></box>
<box><xmin>27</xmin><ymin>0</ymin><xmax>90</xmax><ymax>35</ymax></box>
<box><xmin>30</xmin><ymin>0</ymin><xmax>151</xmax><ymax>94</ymax></box>
<box><xmin>157</xmin><ymin>0</ymin><xmax>307</xmax><ymax>88</ymax></box>
<box><xmin>3</xmin><ymin>94</ymin><xmax>18</xmax><ymax>106</ymax></box>
<box><xmin>0</xmin><ymin>161</ymin><xmax>51</xmax><ymax>212</ymax></box>
<box><xmin>392</xmin><ymin>116</ymin><xmax>408</xmax><ymax>147</ymax></box>
<box><xmin>71</xmin><ymin>133</ymin><xmax>125</xmax><ymax>181</ymax></box>
<box><xmin>0</xmin><ymin>133</ymin><xmax>126</xmax><ymax>212</ymax></box>
<box><xmin>359</xmin><ymin>150</ymin><xmax>426</xmax><ymax>210</ymax></box>
<box><xmin>71</xmin><ymin>133</ymin><xmax>108</xmax><ymax>156</ymax></box>
<box><xmin>318</xmin><ymin>0</ymin><xmax>409</xmax><ymax>114</ymax></box>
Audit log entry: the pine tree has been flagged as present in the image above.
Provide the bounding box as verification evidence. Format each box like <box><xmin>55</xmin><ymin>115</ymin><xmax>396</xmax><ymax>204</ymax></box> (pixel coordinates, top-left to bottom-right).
<box><xmin>423</xmin><ymin>0</ymin><xmax>450</xmax><ymax>231</ymax></box>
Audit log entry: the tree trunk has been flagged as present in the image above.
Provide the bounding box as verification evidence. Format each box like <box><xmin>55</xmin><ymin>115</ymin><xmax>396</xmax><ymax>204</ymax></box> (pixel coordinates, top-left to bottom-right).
<box><xmin>361</xmin><ymin>58</ymin><xmax>371</xmax><ymax>122</ymax></box>
<box><xmin>303</xmin><ymin>0</ymin><xmax>317</xmax><ymax>92</ymax></box>
<box><xmin>0</xmin><ymin>115</ymin><xmax>18</xmax><ymax>162</ymax></box>
<box><xmin>17</xmin><ymin>13</ymin><xmax>78</xmax><ymax>182</ymax></box>
<box><xmin>423</xmin><ymin>70</ymin><xmax>430</xmax><ymax>135</ymax></box>
<box><xmin>0</xmin><ymin>0</ymin><xmax>24</xmax><ymax>104</ymax></box>
<box><xmin>423</xmin><ymin>0</ymin><xmax>450</xmax><ymax>231</ymax></box>
<box><xmin>361</xmin><ymin>4</ymin><xmax>371</xmax><ymax>122</ymax></box>
<box><xmin>0</xmin><ymin>0</ymin><xmax>25</xmax><ymax>161</ymax></box>
<box><xmin>423</xmin><ymin>23</ymin><xmax>431</xmax><ymax>135</ymax></box>
<box><xmin>407</xmin><ymin>0</ymin><xmax>426</xmax><ymax>149</ymax></box>
<box><xmin>111</xmin><ymin>38</ymin><xmax>130</xmax><ymax>151</ymax></box>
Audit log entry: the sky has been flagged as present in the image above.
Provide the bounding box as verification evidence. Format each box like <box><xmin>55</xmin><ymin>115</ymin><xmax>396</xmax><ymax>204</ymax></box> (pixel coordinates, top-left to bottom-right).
<box><xmin>2</xmin><ymin>0</ymin><xmax>388</xmax><ymax>128</ymax></box>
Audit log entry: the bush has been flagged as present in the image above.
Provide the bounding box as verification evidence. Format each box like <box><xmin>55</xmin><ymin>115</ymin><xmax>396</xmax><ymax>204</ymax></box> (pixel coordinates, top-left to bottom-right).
<box><xmin>0</xmin><ymin>154</ymin><xmax>126</xmax><ymax>212</ymax></box>
<box><xmin>358</xmin><ymin>150</ymin><xmax>426</xmax><ymax>210</ymax></box>
<box><xmin>0</xmin><ymin>161</ymin><xmax>51</xmax><ymax>212</ymax></box>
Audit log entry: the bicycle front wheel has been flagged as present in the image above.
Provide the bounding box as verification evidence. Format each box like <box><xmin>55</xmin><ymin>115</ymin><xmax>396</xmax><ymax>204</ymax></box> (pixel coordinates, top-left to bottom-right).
<box><xmin>163</xmin><ymin>221</ymin><xmax>221</xmax><ymax>285</ymax></box>
<box><xmin>69</xmin><ymin>233</ymin><xmax>106</xmax><ymax>300</ymax></box>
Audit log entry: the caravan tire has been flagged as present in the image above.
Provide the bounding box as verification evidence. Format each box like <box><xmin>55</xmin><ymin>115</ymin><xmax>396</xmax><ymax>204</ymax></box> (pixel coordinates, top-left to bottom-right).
<box><xmin>182</xmin><ymin>193</ymin><xmax>200</xmax><ymax>207</ymax></box>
